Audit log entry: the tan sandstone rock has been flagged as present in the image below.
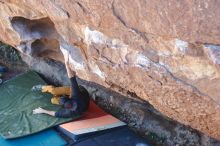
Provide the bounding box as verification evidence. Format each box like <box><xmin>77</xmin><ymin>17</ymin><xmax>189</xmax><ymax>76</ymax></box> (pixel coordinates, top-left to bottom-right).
<box><xmin>0</xmin><ymin>0</ymin><xmax>220</xmax><ymax>140</ymax></box>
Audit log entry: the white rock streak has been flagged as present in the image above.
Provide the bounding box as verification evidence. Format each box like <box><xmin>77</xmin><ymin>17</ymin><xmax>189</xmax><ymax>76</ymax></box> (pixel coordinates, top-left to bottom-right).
<box><xmin>205</xmin><ymin>44</ymin><xmax>220</xmax><ymax>64</ymax></box>
<box><xmin>135</xmin><ymin>54</ymin><xmax>151</xmax><ymax>69</ymax></box>
<box><xmin>84</xmin><ymin>26</ymin><xmax>131</xmax><ymax>79</ymax></box>
<box><xmin>60</xmin><ymin>46</ymin><xmax>85</xmax><ymax>70</ymax></box>
<box><xmin>84</xmin><ymin>26</ymin><xmax>127</xmax><ymax>50</ymax></box>
<box><xmin>89</xmin><ymin>61</ymin><xmax>106</xmax><ymax>79</ymax></box>
<box><xmin>175</xmin><ymin>39</ymin><xmax>188</xmax><ymax>54</ymax></box>
<box><xmin>84</xmin><ymin>27</ymin><xmax>107</xmax><ymax>45</ymax></box>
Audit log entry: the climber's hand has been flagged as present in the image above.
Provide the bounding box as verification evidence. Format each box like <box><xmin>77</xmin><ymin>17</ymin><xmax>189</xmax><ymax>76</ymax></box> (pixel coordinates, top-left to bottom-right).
<box><xmin>60</xmin><ymin>47</ymin><xmax>76</xmax><ymax>77</ymax></box>
<box><xmin>65</xmin><ymin>56</ymin><xmax>76</xmax><ymax>77</ymax></box>
<box><xmin>33</xmin><ymin>107</ymin><xmax>56</xmax><ymax>116</ymax></box>
<box><xmin>60</xmin><ymin>47</ymin><xmax>69</xmax><ymax>63</ymax></box>
<box><xmin>33</xmin><ymin>107</ymin><xmax>46</xmax><ymax>114</ymax></box>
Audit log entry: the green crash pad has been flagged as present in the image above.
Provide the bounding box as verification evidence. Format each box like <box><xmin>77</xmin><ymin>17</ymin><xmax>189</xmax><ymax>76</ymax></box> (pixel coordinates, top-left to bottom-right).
<box><xmin>0</xmin><ymin>71</ymin><xmax>80</xmax><ymax>139</ymax></box>
<box><xmin>0</xmin><ymin>129</ymin><xmax>66</xmax><ymax>146</ymax></box>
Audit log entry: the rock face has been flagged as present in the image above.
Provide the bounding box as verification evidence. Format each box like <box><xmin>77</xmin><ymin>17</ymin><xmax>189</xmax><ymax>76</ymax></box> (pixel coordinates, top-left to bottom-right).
<box><xmin>0</xmin><ymin>0</ymin><xmax>220</xmax><ymax>140</ymax></box>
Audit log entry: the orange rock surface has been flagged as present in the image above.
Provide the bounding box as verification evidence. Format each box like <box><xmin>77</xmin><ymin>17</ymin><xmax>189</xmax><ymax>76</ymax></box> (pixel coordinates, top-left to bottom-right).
<box><xmin>0</xmin><ymin>0</ymin><xmax>220</xmax><ymax>140</ymax></box>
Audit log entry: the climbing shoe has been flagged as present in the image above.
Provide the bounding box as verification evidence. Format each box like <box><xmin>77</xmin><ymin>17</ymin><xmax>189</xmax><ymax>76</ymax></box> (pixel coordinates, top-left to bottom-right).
<box><xmin>51</xmin><ymin>96</ymin><xmax>60</xmax><ymax>105</ymax></box>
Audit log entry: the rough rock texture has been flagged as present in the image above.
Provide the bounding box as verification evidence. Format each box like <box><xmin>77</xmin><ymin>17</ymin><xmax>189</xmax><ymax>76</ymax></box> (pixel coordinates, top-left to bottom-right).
<box><xmin>1</xmin><ymin>48</ymin><xmax>220</xmax><ymax>146</ymax></box>
<box><xmin>0</xmin><ymin>0</ymin><xmax>220</xmax><ymax>141</ymax></box>
<box><xmin>16</xmin><ymin>56</ymin><xmax>218</xmax><ymax>146</ymax></box>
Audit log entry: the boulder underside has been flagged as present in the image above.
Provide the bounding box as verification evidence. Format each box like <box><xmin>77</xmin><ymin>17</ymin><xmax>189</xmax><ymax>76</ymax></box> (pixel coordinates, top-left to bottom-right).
<box><xmin>0</xmin><ymin>0</ymin><xmax>220</xmax><ymax>140</ymax></box>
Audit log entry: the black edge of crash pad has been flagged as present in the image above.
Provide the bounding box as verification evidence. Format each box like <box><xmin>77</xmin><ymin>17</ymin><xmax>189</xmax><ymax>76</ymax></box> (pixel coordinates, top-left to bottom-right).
<box><xmin>72</xmin><ymin>126</ymin><xmax>152</xmax><ymax>146</ymax></box>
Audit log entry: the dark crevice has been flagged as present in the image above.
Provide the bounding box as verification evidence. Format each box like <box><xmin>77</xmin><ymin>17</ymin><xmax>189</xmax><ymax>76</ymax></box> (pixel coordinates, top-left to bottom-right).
<box><xmin>10</xmin><ymin>16</ymin><xmax>61</xmax><ymax>58</ymax></box>
<box><xmin>11</xmin><ymin>16</ymin><xmax>85</xmax><ymax>65</ymax></box>
<box><xmin>111</xmin><ymin>0</ymin><xmax>148</xmax><ymax>43</ymax></box>
<box><xmin>31</xmin><ymin>38</ymin><xmax>60</xmax><ymax>57</ymax></box>
<box><xmin>76</xmin><ymin>2</ymin><xmax>88</xmax><ymax>13</ymax></box>
<box><xmin>157</xmin><ymin>62</ymin><xmax>220</xmax><ymax>107</ymax></box>
<box><xmin>11</xmin><ymin>17</ymin><xmax>58</xmax><ymax>40</ymax></box>
<box><xmin>101</xmin><ymin>56</ymin><xmax>116</xmax><ymax>65</ymax></box>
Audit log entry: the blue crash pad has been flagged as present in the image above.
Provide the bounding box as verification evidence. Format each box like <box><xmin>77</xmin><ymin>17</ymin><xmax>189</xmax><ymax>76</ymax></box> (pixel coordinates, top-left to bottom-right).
<box><xmin>73</xmin><ymin>126</ymin><xmax>151</xmax><ymax>146</ymax></box>
<box><xmin>0</xmin><ymin>65</ymin><xmax>7</xmax><ymax>73</ymax></box>
<box><xmin>0</xmin><ymin>129</ymin><xmax>66</xmax><ymax>146</ymax></box>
